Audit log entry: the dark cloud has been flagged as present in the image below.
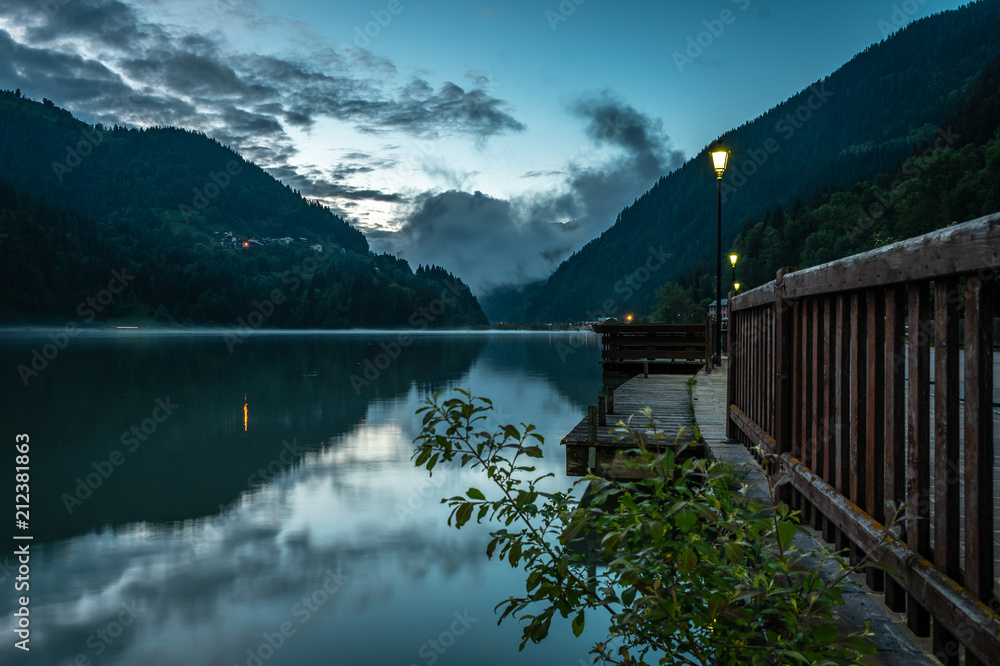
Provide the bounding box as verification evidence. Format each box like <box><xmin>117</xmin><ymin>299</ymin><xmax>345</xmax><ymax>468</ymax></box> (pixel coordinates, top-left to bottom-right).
<box><xmin>386</xmin><ymin>92</ymin><xmax>686</xmax><ymax>295</ymax></box>
<box><xmin>0</xmin><ymin>0</ymin><xmax>525</xmax><ymax>207</ymax></box>
<box><xmin>520</xmin><ymin>169</ymin><xmax>567</xmax><ymax>179</ymax></box>
<box><xmin>572</xmin><ymin>89</ymin><xmax>685</xmax><ymax>179</ymax></box>
<box><xmin>388</xmin><ymin>190</ymin><xmax>574</xmax><ymax>291</ymax></box>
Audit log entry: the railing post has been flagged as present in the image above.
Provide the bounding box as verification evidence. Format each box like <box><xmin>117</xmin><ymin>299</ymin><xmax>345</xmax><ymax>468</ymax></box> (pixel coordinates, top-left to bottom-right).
<box><xmin>726</xmin><ymin>291</ymin><xmax>737</xmax><ymax>439</ymax></box>
<box><xmin>964</xmin><ymin>276</ymin><xmax>995</xmax><ymax>666</ymax></box>
<box><xmin>773</xmin><ymin>268</ymin><xmax>795</xmax><ymax>490</ymax></box>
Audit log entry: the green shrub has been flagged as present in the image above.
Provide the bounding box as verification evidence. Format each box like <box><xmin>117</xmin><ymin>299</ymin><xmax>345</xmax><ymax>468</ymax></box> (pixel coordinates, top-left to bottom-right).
<box><xmin>413</xmin><ymin>389</ymin><xmax>897</xmax><ymax>665</ymax></box>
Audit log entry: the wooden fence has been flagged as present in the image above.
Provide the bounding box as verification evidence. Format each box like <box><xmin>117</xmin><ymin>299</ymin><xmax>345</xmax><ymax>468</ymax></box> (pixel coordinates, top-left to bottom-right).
<box><xmin>727</xmin><ymin>212</ymin><xmax>1000</xmax><ymax>665</ymax></box>
<box><xmin>591</xmin><ymin>323</ymin><xmax>708</xmax><ymax>373</ymax></box>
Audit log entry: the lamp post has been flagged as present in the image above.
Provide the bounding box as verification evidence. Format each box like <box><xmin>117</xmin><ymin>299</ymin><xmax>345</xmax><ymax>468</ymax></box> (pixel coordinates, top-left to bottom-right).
<box><xmin>711</xmin><ymin>148</ymin><xmax>729</xmax><ymax>367</ymax></box>
<box><xmin>730</xmin><ymin>254</ymin><xmax>738</xmax><ymax>293</ymax></box>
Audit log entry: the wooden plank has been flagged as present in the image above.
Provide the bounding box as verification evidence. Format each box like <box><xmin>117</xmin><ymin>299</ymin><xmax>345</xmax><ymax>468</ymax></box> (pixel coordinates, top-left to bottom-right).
<box><xmin>850</xmin><ymin>291</ymin><xmax>867</xmax><ymax>509</ymax></box>
<box><xmin>907</xmin><ymin>281</ymin><xmax>932</xmax><ymax>636</ymax></box>
<box><xmin>767</xmin><ymin>304</ymin><xmax>775</xmax><ymax>436</ymax></box>
<box><xmin>963</xmin><ymin>276</ymin><xmax>996</xmax><ymax>641</ymax></box>
<box><xmin>592</xmin><ymin>323</ymin><xmax>706</xmax><ymax>334</ymax></box>
<box><xmin>726</xmin><ymin>310</ymin><xmax>737</xmax><ymax>440</ymax></box>
<box><xmin>782</xmin><ymin>455</ymin><xmax>1000</xmax><ymax>665</ymax></box>
<box><xmin>865</xmin><ymin>288</ymin><xmax>886</xmax><ymax>591</ymax></box>
<box><xmin>811</xmin><ymin>298</ymin><xmax>821</xmax><ymax>479</ymax></box>
<box><xmin>883</xmin><ymin>285</ymin><xmax>908</xmax><ymax>612</ymax></box>
<box><xmin>781</xmin><ymin>212</ymin><xmax>1000</xmax><ymax>299</ymax></box>
<box><xmin>805</xmin><ymin>299</ymin><xmax>817</xmax><ymax>526</ymax></box>
<box><xmin>730</xmin><ymin>279</ymin><xmax>777</xmax><ymax>311</ymax></box>
<box><xmin>798</xmin><ymin>300</ymin><xmax>808</xmax><ymax>463</ymax></box>
<box><xmin>561</xmin><ymin>375</ymin><xmax>698</xmax><ymax>457</ymax></box>
<box><xmin>728</xmin><ymin>405</ymin><xmax>777</xmax><ymax>456</ymax></box>
<box><xmin>822</xmin><ymin>296</ymin><xmax>837</xmax><ymax>544</ymax></box>
<box><xmin>932</xmin><ymin>277</ymin><xmax>962</xmax><ymax>665</ymax></box>
<box><xmin>602</xmin><ymin>350</ymin><xmax>707</xmax><ymax>361</ymax></box>
<box><xmin>834</xmin><ymin>293</ymin><xmax>851</xmax><ymax>554</ymax></box>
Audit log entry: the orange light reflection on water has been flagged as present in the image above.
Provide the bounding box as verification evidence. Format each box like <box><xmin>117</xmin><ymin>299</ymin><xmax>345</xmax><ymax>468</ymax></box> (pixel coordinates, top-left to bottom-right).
<box><xmin>243</xmin><ymin>394</ymin><xmax>248</xmax><ymax>433</ymax></box>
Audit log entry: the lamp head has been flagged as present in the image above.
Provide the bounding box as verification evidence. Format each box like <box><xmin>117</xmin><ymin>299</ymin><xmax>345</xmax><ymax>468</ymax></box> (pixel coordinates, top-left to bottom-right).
<box><xmin>729</xmin><ymin>254</ymin><xmax>738</xmax><ymax>267</ymax></box>
<box><xmin>734</xmin><ymin>283</ymin><xmax>741</xmax><ymax>291</ymax></box>
<box><xmin>711</xmin><ymin>149</ymin><xmax>729</xmax><ymax>178</ymax></box>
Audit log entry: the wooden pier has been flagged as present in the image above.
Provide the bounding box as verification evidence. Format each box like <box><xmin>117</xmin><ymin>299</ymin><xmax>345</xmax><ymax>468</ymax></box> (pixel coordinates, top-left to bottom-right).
<box><xmin>592</xmin><ymin>322</ymin><xmax>709</xmax><ymax>376</ymax></box>
<box><xmin>561</xmin><ymin>374</ymin><xmax>702</xmax><ymax>478</ymax></box>
<box><xmin>728</xmin><ymin>212</ymin><xmax>1000</xmax><ymax>664</ymax></box>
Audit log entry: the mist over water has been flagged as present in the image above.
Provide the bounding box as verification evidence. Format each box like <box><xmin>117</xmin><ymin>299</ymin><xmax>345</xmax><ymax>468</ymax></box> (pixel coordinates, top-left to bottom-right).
<box><xmin>0</xmin><ymin>330</ymin><xmax>608</xmax><ymax>666</ymax></box>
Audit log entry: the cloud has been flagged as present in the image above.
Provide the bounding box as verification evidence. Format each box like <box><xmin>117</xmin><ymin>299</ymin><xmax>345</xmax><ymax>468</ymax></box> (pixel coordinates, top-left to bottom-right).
<box><xmin>520</xmin><ymin>169</ymin><xmax>567</xmax><ymax>179</ymax></box>
<box><xmin>388</xmin><ymin>190</ymin><xmax>574</xmax><ymax>292</ymax></box>
<box><xmin>385</xmin><ymin>92</ymin><xmax>686</xmax><ymax>295</ymax></box>
<box><xmin>0</xmin><ymin>0</ymin><xmax>525</xmax><ymax>203</ymax></box>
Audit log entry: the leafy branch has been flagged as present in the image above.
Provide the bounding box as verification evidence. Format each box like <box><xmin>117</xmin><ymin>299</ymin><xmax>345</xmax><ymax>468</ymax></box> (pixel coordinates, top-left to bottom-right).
<box><xmin>413</xmin><ymin>389</ymin><xmax>894</xmax><ymax>665</ymax></box>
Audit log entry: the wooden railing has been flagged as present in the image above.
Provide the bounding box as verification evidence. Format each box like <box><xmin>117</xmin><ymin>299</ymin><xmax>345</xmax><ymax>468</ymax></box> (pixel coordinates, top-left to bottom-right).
<box><xmin>727</xmin><ymin>212</ymin><xmax>1000</xmax><ymax>665</ymax></box>
<box><xmin>591</xmin><ymin>323</ymin><xmax>708</xmax><ymax>371</ymax></box>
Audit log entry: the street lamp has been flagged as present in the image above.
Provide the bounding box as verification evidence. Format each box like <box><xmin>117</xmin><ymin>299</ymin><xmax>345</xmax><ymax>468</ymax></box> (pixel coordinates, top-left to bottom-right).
<box><xmin>734</xmin><ymin>283</ymin><xmax>740</xmax><ymax>292</ymax></box>
<box><xmin>730</xmin><ymin>253</ymin><xmax>738</xmax><ymax>293</ymax></box>
<box><xmin>711</xmin><ymin>148</ymin><xmax>729</xmax><ymax>367</ymax></box>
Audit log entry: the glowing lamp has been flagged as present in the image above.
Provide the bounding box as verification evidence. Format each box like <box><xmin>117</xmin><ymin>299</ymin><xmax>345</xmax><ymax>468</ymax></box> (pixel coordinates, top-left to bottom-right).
<box><xmin>711</xmin><ymin>149</ymin><xmax>729</xmax><ymax>178</ymax></box>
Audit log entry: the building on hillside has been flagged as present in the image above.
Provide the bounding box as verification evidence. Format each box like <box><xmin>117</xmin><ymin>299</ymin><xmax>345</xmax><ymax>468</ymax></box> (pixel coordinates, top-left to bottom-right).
<box><xmin>707</xmin><ymin>299</ymin><xmax>729</xmax><ymax>322</ymax></box>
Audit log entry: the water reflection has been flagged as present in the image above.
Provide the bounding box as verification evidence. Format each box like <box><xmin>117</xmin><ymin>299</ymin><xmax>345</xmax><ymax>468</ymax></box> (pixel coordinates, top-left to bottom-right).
<box><xmin>0</xmin><ymin>331</ymin><xmax>605</xmax><ymax>666</ymax></box>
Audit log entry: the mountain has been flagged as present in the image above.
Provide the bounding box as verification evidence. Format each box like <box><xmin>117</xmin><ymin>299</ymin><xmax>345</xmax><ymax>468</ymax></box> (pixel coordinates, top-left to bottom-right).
<box><xmin>728</xmin><ymin>55</ymin><xmax>1000</xmax><ymax>293</ymax></box>
<box><xmin>650</xmin><ymin>52</ymin><xmax>1000</xmax><ymax>321</ymax></box>
<box><xmin>0</xmin><ymin>91</ymin><xmax>487</xmax><ymax>328</ymax></box>
<box><xmin>524</xmin><ymin>0</ymin><xmax>1000</xmax><ymax>322</ymax></box>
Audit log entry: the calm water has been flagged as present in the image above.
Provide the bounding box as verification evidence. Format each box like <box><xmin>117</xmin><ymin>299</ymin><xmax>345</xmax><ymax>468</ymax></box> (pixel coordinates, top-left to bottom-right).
<box><xmin>0</xmin><ymin>330</ymin><xmax>606</xmax><ymax>666</ymax></box>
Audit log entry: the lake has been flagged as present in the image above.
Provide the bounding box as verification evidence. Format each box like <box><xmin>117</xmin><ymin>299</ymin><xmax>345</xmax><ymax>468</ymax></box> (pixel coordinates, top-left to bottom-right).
<box><xmin>0</xmin><ymin>329</ymin><xmax>608</xmax><ymax>666</ymax></box>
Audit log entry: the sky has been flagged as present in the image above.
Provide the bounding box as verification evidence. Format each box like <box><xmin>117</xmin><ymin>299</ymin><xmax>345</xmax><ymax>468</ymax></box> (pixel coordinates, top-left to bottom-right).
<box><xmin>0</xmin><ymin>0</ymin><xmax>970</xmax><ymax>295</ymax></box>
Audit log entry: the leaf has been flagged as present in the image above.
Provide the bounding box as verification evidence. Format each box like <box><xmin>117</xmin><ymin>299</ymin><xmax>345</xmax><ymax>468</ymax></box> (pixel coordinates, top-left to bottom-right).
<box><xmin>571</xmin><ymin>611</ymin><xmax>585</xmax><ymax>637</ymax></box>
<box><xmin>677</xmin><ymin>546</ymin><xmax>697</xmax><ymax>573</ymax></box>
<box><xmin>455</xmin><ymin>503</ymin><xmax>473</xmax><ymax>528</ymax></box>
<box><xmin>813</xmin><ymin>623</ymin><xmax>838</xmax><ymax>644</ymax></box>
<box><xmin>777</xmin><ymin>519</ymin><xmax>797</xmax><ymax>550</ymax></box>
<box><xmin>675</xmin><ymin>508</ymin><xmax>697</xmax><ymax>534</ymax></box>
<box><xmin>724</xmin><ymin>541</ymin><xmax>744</xmax><ymax>565</ymax></box>
<box><xmin>508</xmin><ymin>540</ymin><xmax>522</xmax><ymax>566</ymax></box>
<box><xmin>467</xmin><ymin>487</ymin><xmax>486</xmax><ymax>501</ymax></box>
<box><xmin>561</xmin><ymin>514</ymin><xmax>588</xmax><ymax>543</ymax></box>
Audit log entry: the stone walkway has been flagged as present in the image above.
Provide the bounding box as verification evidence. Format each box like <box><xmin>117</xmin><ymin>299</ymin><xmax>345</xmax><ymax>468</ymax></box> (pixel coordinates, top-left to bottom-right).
<box><xmin>692</xmin><ymin>359</ymin><xmax>939</xmax><ymax>665</ymax></box>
